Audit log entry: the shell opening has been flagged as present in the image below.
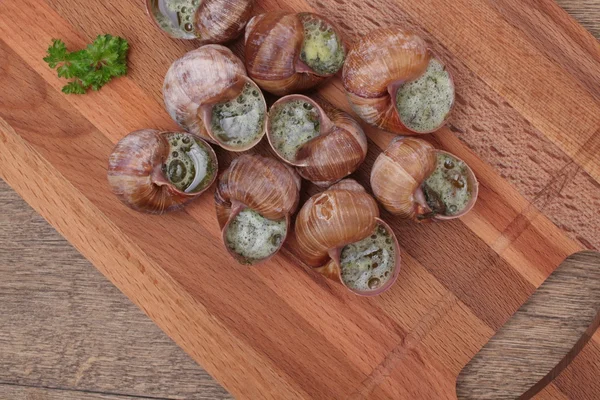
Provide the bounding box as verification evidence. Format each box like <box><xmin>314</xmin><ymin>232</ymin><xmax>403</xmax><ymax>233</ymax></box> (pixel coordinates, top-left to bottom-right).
<box><xmin>300</xmin><ymin>16</ymin><xmax>345</xmax><ymax>75</ymax></box>
<box><xmin>269</xmin><ymin>100</ymin><xmax>320</xmax><ymax>162</ymax></box>
<box><xmin>420</xmin><ymin>152</ymin><xmax>472</xmax><ymax>217</ymax></box>
<box><xmin>210</xmin><ymin>82</ymin><xmax>266</xmax><ymax>149</ymax></box>
<box><xmin>225</xmin><ymin>208</ymin><xmax>287</xmax><ymax>265</ymax></box>
<box><xmin>148</xmin><ymin>0</ymin><xmax>201</xmax><ymax>39</ymax></box>
<box><xmin>395</xmin><ymin>58</ymin><xmax>454</xmax><ymax>133</ymax></box>
<box><xmin>163</xmin><ymin>132</ymin><xmax>215</xmax><ymax>193</ymax></box>
<box><xmin>339</xmin><ymin>222</ymin><xmax>397</xmax><ymax>292</ymax></box>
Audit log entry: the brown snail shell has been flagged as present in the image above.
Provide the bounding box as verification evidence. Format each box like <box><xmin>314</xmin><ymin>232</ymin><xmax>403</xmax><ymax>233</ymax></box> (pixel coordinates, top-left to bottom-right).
<box><xmin>108</xmin><ymin>129</ymin><xmax>218</xmax><ymax>214</ymax></box>
<box><xmin>146</xmin><ymin>0</ymin><xmax>253</xmax><ymax>44</ymax></box>
<box><xmin>163</xmin><ymin>45</ymin><xmax>267</xmax><ymax>152</ymax></box>
<box><xmin>343</xmin><ymin>27</ymin><xmax>455</xmax><ymax>135</ymax></box>
<box><xmin>370</xmin><ymin>137</ymin><xmax>478</xmax><ymax>221</ymax></box>
<box><xmin>294</xmin><ymin>179</ymin><xmax>401</xmax><ymax>296</ymax></box>
<box><xmin>266</xmin><ymin>95</ymin><xmax>368</xmax><ymax>187</ymax></box>
<box><xmin>215</xmin><ymin>154</ymin><xmax>301</xmax><ymax>265</ymax></box>
<box><xmin>245</xmin><ymin>12</ymin><xmax>347</xmax><ymax>96</ymax></box>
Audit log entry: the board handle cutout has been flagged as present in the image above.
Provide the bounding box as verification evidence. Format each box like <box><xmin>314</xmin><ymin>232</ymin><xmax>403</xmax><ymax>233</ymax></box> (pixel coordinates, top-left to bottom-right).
<box><xmin>456</xmin><ymin>250</ymin><xmax>600</xmax><ymax>399</ymax></box>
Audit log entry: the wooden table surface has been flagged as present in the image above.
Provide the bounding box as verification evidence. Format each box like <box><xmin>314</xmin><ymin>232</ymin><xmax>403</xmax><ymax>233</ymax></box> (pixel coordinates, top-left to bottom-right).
<box><xmin>0</xmin><ymin>1</ymin><xmax>598</xmax><ymax>399</ymax></box>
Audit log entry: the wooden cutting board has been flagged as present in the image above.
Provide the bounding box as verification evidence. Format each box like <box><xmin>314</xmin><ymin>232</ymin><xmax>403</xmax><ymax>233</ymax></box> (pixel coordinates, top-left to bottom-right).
<box><xmin>0</xmin><ymin>0</ymin><xmax>599</xmax><ymax>399</ymax></box>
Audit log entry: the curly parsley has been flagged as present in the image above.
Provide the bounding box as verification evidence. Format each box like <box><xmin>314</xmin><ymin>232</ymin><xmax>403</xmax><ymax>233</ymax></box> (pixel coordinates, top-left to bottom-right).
<box><xmin>43</xmin><ymin>34</ymin><xmax>129</xmax><ymax>94</ymax></box>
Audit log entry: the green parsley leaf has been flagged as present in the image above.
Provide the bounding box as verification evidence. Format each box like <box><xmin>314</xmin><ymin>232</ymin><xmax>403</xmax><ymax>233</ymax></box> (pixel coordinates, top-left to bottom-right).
<box><xmin>44</xmin><ymin>35</ymin><xmax>129</xmax><ymax>95</ymax></box>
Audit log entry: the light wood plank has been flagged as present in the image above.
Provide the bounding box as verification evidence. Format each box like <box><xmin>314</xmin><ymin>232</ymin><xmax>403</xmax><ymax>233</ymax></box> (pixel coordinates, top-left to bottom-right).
<box><xmin>0</xmin><ymin>0</ymin><xmax>598</xmax><ymax>398</ymax></box>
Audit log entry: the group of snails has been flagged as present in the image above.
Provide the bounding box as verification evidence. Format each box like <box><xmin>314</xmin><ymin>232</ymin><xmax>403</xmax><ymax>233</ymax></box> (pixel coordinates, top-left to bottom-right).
<box><xmin>107</xmin><ymin>1</ymin><xmax>479</xmax><ymax>296</ymax></box>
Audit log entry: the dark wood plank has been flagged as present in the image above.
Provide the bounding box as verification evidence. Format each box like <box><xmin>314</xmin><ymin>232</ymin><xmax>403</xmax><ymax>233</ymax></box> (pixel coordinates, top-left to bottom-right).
<box><xmin>456</xmin><ymin>251</ymin><xmax>600</xmax><ymax>399</ymax></box>
<box><xmin>556</xmin><ymin>0</ymin><xmax>600</xmax><ymax>37</ymax></box>
<box><xmin>0</xmin><ymin>384</ymin><xmax>164</xmax><ymax>400</ymax></box>
<box><xmin>0</xmin><ymin>179</ymin><xmax>232</xmax><ymax>400</ymax></box>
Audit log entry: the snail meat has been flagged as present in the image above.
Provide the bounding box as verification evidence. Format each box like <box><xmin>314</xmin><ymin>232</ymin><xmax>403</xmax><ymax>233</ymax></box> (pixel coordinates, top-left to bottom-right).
<box><xmin>245</xmin><ymin>12</ymin><xmax>346</xmax><ymax>95</ymax></box>
<box><xmin>294</xmin><ymin>179</ymin><xmax>401</xmax><ymax>296</ymax></box>
<box><xmin>269</xmin><ymin>99</ymin><xmax>320</xmax><ymax>161</ymax></box>
<box><xmin>225</xmin><ymin>208</ymin><xmax>287</xmax><ymax>263</ymax></box>
<box><xmin>343</xmin><ymin>27</ymin><xmax>455</xmax><ymax>134</ymax></box>
<box><xmin>147</xmin><ymin>0</ymin><xmax>253</xmax><ymax>43</ymax></box>
<box><xmin>339</xmin><ymin>223</ymin><xmax>397</xmax><ymax>292</ymax></box>
<box><xmin>163</xmin><ymin>46</ymin><xmax>267</xmax><ymax>152</ymax></box>
<box><xmin>108</xmin><ymin>129</ymin><xmax>217</xmax><ymax>214</ymax></box>
<box><xmin>267</xmin><ymin>95</ymin><xmax>367</xmax><ymax>186</ymax></box>
<box><xmin>215</xmin><ymin>155</ymin><xmax>300</xmax><ymax>265</ymax></box>
<box><xmin>395</xmin><ymin>59</ymin><xmax>454</xmax><ymax>133</ymax></box>
<box><xmin>370</xmin><ymin>137</ymin><xmax>478</xmax><ymax>221</ymax></box>
<box><xmin>422</xmin><ymin>153</ymin><xmax>472</xmax><ymax>216</ymax></box>
<box><xmin>210</xmin><ymin>82</ymin><xmax>266</xmax><ymax>148</ymax></box>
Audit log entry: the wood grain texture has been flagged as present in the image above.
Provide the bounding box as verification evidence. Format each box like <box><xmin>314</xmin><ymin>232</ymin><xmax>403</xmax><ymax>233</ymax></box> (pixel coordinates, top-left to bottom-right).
<box><xmin>0</xmin><ymin>384</ymin><xmax>165</xmax><ymax>400</ymax></box>
<box><xmin>0</xmin><ymin>0</ymin><xmax>598</xmax><ymax>399</ymax></box>
<box><xmin>457</xmin><ymin>251</ymin><xmax>600</xmax><ymax>399</ymax></box>
<box><xmin>0</xmin><ymin>179</ymin><xmax>232</xmax><ymax>400</ymax></box>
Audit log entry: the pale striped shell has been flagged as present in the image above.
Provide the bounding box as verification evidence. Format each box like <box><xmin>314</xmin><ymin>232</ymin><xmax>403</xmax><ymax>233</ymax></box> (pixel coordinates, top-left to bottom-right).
<box><xmin>343</xmin><ymin>27</ymin><xmax>435</xmax><ymax>134</ymax></box>
<box><xmin>266</xmin><ymin>95</ymin><xmax>368</xmax><ymax>187</ymax></box>
<box><xmin>163</xmin><ymin>45</ymin><xmax>267</xmax><ymax>152</ymax></box>
<box><xmin>107</xmin><ymin>129</ymin><xmax>217</xmax><ymax>214</ymax></box>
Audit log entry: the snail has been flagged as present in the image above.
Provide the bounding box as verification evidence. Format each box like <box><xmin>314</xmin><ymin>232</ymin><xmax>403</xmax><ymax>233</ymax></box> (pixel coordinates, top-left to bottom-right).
<box><xmin>108</xmin><ymin>129</ymin><xmax>218</xmax><ymax>214</ymax></box>
<box><xmin>244</xmin><ymin>12</ymin><xmax>347</xmax><ymax>96</ymax></box>
<box><xmin>294</xmin><ymin>179</ymin><xmax>401</xmax><ymax>296</ymax></box>
<box><xmin>266</xmin><ymin>95</ymin><xmax>368</xmax><ymax>187</ymax></box>
<box><xmin>146</xmin><ymin>0</ymin><xmax>253</xmax><ymax>43</ymax></box>
<box><xmin>343</xmin><ymin>27</ymin><xmax>455</xmax><ymax>135</ymax></box>
<box><xmin>215</xmin><ymin>154</ymin><xmax>301</xmax><ymax>265</ymax></box>
<box><xmin>370</xmin><ymin>137</ymin><xmax>478</xmax><ymax>221</ymax></box>
<box><xmin>163</xmin><ymin>45</ymin><xmax>267</xmax><ymax>152</ymax></box>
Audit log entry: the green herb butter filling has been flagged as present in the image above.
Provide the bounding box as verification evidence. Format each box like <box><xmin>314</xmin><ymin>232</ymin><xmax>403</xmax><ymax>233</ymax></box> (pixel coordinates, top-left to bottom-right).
<box><xmin>300</xmin><ymin>17</ymin><xmax>345</xmax><ymax>75</ymax></box>
<box><xmin>396</xmin><ymin>58</ymin><xmax>454</xmax><ymax>133</ymax></box>
<box><xmin>162</xmin><ymin>132</ymin><xmax>215</xmax><ymax>193</ymax></box>
<box><xmin>149</xmin><ymin>0</ymin><xmax>201</xmax><ymax>39</ymax></box>
<box><xmin>422</xmin><ymin>153</ymin><xmax>472</xmax><ymax>216</ymax></box>
<box><xmin>210</xmin><ymin>83</ymin><xmax>266</xmax><ymax>149</ymax></box>
<box><xmin>225</xmin><ymin>208</ymin><xmax>287</xmax><ymax>264</ymax></box>
<box><xmin>339</xmin><ymin>223</ymin><xmax>396</xmax><ymax>292</ymax></box>
<box><xmin>269</xmin><ymin>100</ymin><xmax>320</xmax><ymax>162</ymax></box>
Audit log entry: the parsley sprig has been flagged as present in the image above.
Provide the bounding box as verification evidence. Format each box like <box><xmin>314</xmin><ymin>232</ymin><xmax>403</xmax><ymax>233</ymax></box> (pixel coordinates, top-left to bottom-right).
<box><xmin>43</xmin><ymin>34</ymin><xmax>129</xmax><ymax>94</ymax></box>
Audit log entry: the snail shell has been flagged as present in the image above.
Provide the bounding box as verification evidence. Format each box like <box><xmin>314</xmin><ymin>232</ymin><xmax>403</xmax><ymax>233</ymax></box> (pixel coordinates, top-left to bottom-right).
<box><xmin>146</xmin><ymin>0</ymin><xmax>253</xmax><ymax>44</ymax></box>
<box><xmin>370</xmin><ymin>137</ymin><xmax>478</xmax><ymax>221</ymax></box>
<box><xmin>108</xmin><ymin>129</ymin><xmax>218</xmax><ymax>214</ymax></box>
<box><xmin>266</xmin><ymin>95</ymin><xmax>367</xmax><ymax>187</ymax></box>
<box><xmin>294</xmin><ymin>179</ymin><xmax>401</xmax><ymax>296</ymax></box>
<box><xmin>245</xmin><ymin>12</ymin><xmax>347</xmax><ymax>96</ymax></box>
<box><xmin>215</xmin><ymin>154</ymin><xmax>301</xmax><ymax>265</ymax></box>
<box><xmin>163</xmin><ymin>45</ymin><xmax>267</xmax><ymax>152</ymax></box>
<box><xmin>343</xmin><ymin>27</ymin><xmax>455</xmax><ymax>134</ymax></box>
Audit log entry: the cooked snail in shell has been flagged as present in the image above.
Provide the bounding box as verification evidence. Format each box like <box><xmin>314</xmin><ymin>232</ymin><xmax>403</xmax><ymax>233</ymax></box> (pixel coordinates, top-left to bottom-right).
<box><xmin>108</xmin><ymin>129</ymin><xmax>218</xmax><ymax>214</ymax></box>
<box><xmin>163</xmin><ymin>45</ymin><xmax>267</xmax><ymax>152</ymax></box>
<box><xmin>294</xmin><ymin>179</ymin><xmax>401</xmax><ymax>296</ymax></box>
<box><xmin>370</xmin><ymin>137</ymin><xmax>478</xmax><ymax>221</ymax></box>
<box><xmin>343</xmin><ymin>27</ymin><xmax>455</xmax><ymax>134</ymax></box>
<box><xmin>146</xmin><ymin>0</ymin><xmax>253</xmax><ymax>43</ymax></box>
<box><xmin>215</xmin><ymin>155</ymin><xmax>301</xmax><ymax>265</ymax></box>
<box><xmin>245</xmin><ymin>12</ymin><xmax>347</xmax><ymax>96</ymax></box>
<box><xmin>266</xmin><ymin>95</ymin><xmax>367</xmax><ymax>187</ymax></box>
